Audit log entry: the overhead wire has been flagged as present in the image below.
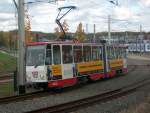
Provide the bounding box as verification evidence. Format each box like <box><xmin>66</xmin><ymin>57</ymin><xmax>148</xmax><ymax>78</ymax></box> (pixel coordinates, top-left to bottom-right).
<box><xmin>26</xmin><ymin>0</ymin><xmax>137</xmax><ymax>32</ymax></box>
<box><xmin>10</xmin><ymin>0</ymin><xmax>149</xmax><ymax>32</ymax></box>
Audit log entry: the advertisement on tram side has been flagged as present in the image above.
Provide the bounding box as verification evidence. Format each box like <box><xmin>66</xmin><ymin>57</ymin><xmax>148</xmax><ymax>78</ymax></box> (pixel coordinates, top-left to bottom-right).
<box><xmin>77</xmin><ymin>60</ymin><xmax>104</xmax><ymax>73</ymax></box>
<box><xmin>109</xmin><ymin>59</ymin><xmax>123</xmax><ymax>68</ymax></box>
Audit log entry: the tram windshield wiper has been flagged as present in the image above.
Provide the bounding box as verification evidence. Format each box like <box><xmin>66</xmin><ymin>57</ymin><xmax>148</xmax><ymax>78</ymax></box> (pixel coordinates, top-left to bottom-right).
<box><xmin>34</xmin><ymin>64</ymin><xmax>38</xmax><ymax>68</ymax></box>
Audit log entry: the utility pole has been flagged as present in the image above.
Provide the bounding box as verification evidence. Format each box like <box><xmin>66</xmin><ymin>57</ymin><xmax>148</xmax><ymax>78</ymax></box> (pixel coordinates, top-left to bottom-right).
<box><xmin>125</xmin><ymin>31</ymin><xmax>128</xmax><ymax>44</ymax></box>
<box><xmin>18</xmin><ymin>0</ymin><xmax>26</xmax><ymax>94</ymax></box>
<box><xmin>86</xmin><ymin>23</ymin><xmax>88</xmax><ymax>34</ymax></box>
<box><xmin>139</xmin><ymin>24</ymin><xmax>142</xmax><ymax>54</ymax></box>
<box><xmin>108</xmin><ymin>15</ymin><xmax>111</xmax><ymax>44</ymax></box>
<box><xmin>140</xmin><ymin>24</ymin><xmax>142</xmax><ymax>33</ymax></box>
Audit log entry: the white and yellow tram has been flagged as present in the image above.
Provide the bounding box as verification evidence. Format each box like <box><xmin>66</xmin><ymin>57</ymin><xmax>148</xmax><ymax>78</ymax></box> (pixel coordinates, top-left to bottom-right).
<box><xmin>26</xmin><ymin>41</ymin><xmax>128</xmax><ymax>89</ymax></box>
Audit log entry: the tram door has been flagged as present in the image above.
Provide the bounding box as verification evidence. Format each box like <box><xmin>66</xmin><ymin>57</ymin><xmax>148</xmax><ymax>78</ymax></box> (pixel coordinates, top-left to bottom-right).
<box><xmin>62</xmin><ymin>45</ymin><xmax>74</xmax><ymax>79</ymax></box>
<box><xmin>52</xmin><ymin>45</ymin><xmax>62</xmax><ymax>80</ymax></box>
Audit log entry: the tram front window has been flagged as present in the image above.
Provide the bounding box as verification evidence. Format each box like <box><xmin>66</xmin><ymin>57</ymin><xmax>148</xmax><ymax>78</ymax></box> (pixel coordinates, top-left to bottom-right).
<box><xmin>26</xmin><ymin>45</ymin><xmax>46</xmax><ymax>66</ymax></box>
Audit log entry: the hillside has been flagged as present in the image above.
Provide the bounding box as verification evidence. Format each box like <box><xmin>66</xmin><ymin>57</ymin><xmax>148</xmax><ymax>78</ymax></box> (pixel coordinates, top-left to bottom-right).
<box><xmin>0</xmin><ymin>51</ymin><xmax>16</xmax><ymax>72</ymax></box>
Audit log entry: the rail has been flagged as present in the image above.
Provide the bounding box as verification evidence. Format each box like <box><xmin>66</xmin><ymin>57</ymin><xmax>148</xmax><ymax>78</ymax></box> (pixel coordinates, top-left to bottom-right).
<box><xmin>26</xmin><ymin>74</ymin><xmax>150</xmax><ymax>113</ymax></box>
<box><xmin>0</xmin><ymin>65</ymin><xmax>142</xmax><ymax>105</ymax></box>
<box><xmin>0</xmin><ymin>72</ymin><xmax>13</xmax><ymax>81</ymax></box>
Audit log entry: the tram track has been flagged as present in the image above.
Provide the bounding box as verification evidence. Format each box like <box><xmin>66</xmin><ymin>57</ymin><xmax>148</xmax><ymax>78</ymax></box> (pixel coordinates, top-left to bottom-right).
<box><xmin>0</xmin><ymin>64</ymin><xmax>149</xmax><ymax>113</ymax></box>
<box><xmin>0</xmin><ymin>72</ymin><xmax>13</xmax><ymax>81</ymax></box>
<box><xmin>0</xmin><ymin>90</ymin><xmax>54</xmax><ymax>105</ymax></box>
<box><xmin>0</xmin><ymin>75</ymin><xmax>12</xmax><ymax>81</ymax></box>
<box><xmin>0</xmin><ymin>65</ymin><xmax>138</xmax><ymax>104</ymax></box>
<box><xmin>0</xmin><ymin>65</ymin><xmax>143</xmax><ymax>105</ymax></box>
<box><xmin>25</xmin><ymin>70</ymin><xmax>150</xmax><ymax>113</ymax></box>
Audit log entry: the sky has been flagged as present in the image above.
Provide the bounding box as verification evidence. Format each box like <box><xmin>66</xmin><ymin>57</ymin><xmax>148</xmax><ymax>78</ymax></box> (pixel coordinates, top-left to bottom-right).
<box><xmin>0</xmin><ymin>0</ymin><xmax>150</xmax><ymax>33</ymax></box>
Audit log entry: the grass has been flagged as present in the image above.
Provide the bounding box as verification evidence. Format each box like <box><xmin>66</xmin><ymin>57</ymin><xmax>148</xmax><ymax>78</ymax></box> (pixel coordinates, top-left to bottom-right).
<box><xmin>0</xmin><ymin>82</ymin><xmax>14</xmax><ymax>98</ymax></box>
<box><xmin>0</xmin><ymin>52</ymin><xmax>16</xmax><ymax>72</ymax></box>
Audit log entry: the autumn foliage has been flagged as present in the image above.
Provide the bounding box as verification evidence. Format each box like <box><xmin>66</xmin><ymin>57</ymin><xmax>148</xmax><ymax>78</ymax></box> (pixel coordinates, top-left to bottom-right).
<box><xmin>75</xmin><ymin>22</ymin><xmax>86</xmax><ymax>42</ymax></box>
<box><xmin>25</xmin><ymin>10</ymin><xmax>32</xmax><ymax>44</ymax></box>
<box><xmin>0</xmin><ymin>31</ymin><xmax>17</xmax><ymax>50</ymax></box>
<box><xmin>54</xmin><ymin>19</ymin><xmax>69</xmax><ymax>38</ymax></box>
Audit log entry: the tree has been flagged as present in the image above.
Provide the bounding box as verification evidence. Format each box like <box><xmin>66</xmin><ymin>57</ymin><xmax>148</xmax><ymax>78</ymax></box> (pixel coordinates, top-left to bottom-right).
<box><xmin>25</xmin><ymin>10</ymin><xmax>32</xmax><ymax>44</ymax></box>
<box><xmin>0</xmin><ymin>31</ymin><xmax>4</xmax><ymax>47</ymax></box>
<box><xmin>3</xmin><ymin>32</ymin><xmax>10</xmax><ymax>49</ymax></box>
<box><xmin>54</xmin><ymin>19</ymin><xmax>69</xmax><ymax>38</ymax></box>
<box><xmin>75</xmin><ymin>22</ymin><xmax>86</xmax><ymax>41</ymax></box>
<box><xmin>62</xmin><ymin>19</ymin><xmax>69</xmax><ymax>33</ymax></box>
<box><xmin>54</xmin><ymin>27</ymin><xmax>60</xmax><ymax>38</ymax></box>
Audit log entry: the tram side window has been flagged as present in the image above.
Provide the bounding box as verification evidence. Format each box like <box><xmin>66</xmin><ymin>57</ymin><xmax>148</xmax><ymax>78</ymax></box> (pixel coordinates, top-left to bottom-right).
<box><xmin>83</xmin><ymin>46</ymin><xmax>91</xmax><ymax>62</ymax></box>
<box><xmin>117</xmin><ymin>47</ymin><xmax>122</xmax><ymax>59</ymax></box>
<box><xmin>117</xmin><ymin>47</ymin><xmax>120</xmax><ymax>58</ymax></box>
<box><xmin>119</xmin><ymin>48</ymin><xmax>122</xmax><ymax>58</ymax></box>
<box><xmin>73</xmin><ymin>46</ymin><xmax>82</xmax><ymax>63</ymax></box>
<box><xmin>120</xmin><ymin>48</ymin><xmax>123</xmax><ymax>58</ymax></box>
<box><xmin>122</xmin><ymin>48</ymin><xmax>125</xmax><ymax>58</ymax></box>
<box><xmin>53</xmin><ymin>45</ymin><xmax>61</xmax><ymax>64</ymax></box>
<box><xmin>115</xmin><ymin>47</ymin><xmax>119</xmax><ymax>59</ymax></box>
<box><xmin>107</xmin><ymin>47</ymin><xmax>111</xmax><ymax>59</ymax></box>
<box><xmin>123</xmin><ymin>48</ymin><xmax>127</xmax><ymax>58</ymax></box>
<box><xmin>122</xmin><ymin>48</ymin><xmax>124</xmax><ymax>58</ymax></box>
<box><xmin>111</xmin><ymin>47</ymin><xmax>115</xmax><ymax>59</ymax></box>
<box><xmin>45</xmin><ymin>45</ymin><xmax>52</xmax><ymax>65</ymax></box>
<box><xmin>62</xmin><ymin>45</ymin><xmax>73</xmax><ymax>64</ymax></box>
<box><xmin>108</xmin><ymin>47</ymin><xmax>114</xmax><ymax>59</ymax></box>
<box><xmin>99</xmin><ymin>47</ymin><xmax>103</xmax><ymax>60</ymax></box>
<box><xmin>92</xmin><ymin>46</ymin><xmax>102</xmax><ymax>60</ymax></box>
<box><xmin>118</xmin><ymin>47</ymin><xmax>122</xmax><ymax>58</ymax></box>
<box><xmin>114</xmin><ymin>47</ymin><xmax>117</xmax><ymax>59</ymax></box>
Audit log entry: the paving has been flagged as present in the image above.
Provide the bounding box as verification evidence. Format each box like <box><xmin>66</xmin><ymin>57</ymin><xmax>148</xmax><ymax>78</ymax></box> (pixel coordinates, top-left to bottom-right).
<box><xmin>128</xmin><ymin>54</ymin><xmax>150</xmax><ymax>59</ymax></box>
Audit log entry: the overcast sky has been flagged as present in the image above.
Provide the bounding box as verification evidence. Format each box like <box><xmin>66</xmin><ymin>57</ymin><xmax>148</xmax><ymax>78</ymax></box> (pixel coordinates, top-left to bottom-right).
<box><xmin>0</xmin><ymin>0</ymin><xmax>150</xmax><ymax>33</ymax></box>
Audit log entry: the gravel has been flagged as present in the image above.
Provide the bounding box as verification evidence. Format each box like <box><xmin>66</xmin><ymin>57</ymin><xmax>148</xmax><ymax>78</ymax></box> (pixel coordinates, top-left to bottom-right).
<box><xmin>0</xmin><ymin>56</ymin><xmax>149</xmax><ymax>113</ymax></box>
<box><xmin>72</xmin><ymin>82</ymin><xmax>150</xmax><ymax>113</ymax></box>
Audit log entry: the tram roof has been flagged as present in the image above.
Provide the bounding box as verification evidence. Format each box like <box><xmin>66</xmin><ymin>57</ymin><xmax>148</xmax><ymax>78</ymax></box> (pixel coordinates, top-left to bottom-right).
<box><xmin>27</xmin><ymin>41</ymin><xmax>103</xmax><ymax>46</ymax></box>
<box><xmin>27</xmin><ymin>41</ymin><xmax>127</xmax><ymax>47</ymax></box>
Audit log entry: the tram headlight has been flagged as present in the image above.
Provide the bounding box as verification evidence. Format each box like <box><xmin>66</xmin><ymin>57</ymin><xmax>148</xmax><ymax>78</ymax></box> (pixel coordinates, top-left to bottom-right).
<box><xmin>40</xmin><ymin>74</ymin><xmax>45</xmax><ymax>79</ymax></box>
<box><xmin>26</xmin><ymin>74</ymin><xmax>31</xmax><ymax>81</ymax></box>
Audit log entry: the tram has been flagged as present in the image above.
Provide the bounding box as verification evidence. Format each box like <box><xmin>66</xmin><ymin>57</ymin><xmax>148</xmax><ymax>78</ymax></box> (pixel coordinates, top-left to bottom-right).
<box><xmin>26</xmin><ymin>41</ymin><xmax>128</xmax><ymax>89</ymax></box>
